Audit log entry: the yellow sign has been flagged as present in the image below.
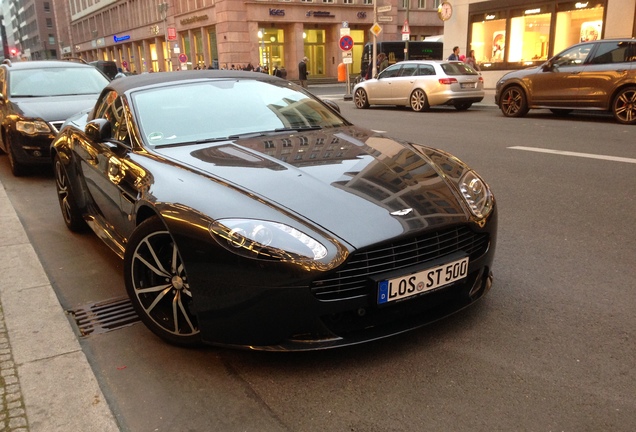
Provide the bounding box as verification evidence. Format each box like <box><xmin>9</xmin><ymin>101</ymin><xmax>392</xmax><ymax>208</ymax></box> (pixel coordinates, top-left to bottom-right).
<box><xmin>370</xmin><ymin>23</ymin><xmax>383</xmax><ymax>36</ymax></box>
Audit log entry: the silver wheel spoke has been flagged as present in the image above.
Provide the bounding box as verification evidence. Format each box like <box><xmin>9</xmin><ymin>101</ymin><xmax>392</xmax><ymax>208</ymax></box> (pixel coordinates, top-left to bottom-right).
<box><xmin>136</xmin><ymin>283</ymin><xmax>171</xmax><ymax>294</ymax></box>
<box><xmin>176</xmin><ymin>293</ymin><xmax>196</xmax><ymax>333</ymax></box>
<box><xmin>144</xmin><ymin>285</ymin><xmax>172</xmax><ymax>314</ymax></box>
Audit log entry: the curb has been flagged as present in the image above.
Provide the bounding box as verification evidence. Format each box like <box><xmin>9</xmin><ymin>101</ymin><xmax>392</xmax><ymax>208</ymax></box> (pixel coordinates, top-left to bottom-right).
<box><xmin>0</xmin><ymin>180</ymin><xmax>120</xmax><ymax>431</ymax></box>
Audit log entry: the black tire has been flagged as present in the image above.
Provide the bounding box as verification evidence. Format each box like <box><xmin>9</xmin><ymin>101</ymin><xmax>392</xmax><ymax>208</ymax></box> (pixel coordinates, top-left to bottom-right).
<box><xmin>6</xmin><ymin>137</ymin><xmax>27</xmax><ymax>177</ymax></box>
<box><xmin>54</xmin><ymin>155</ymin><xmax>88</xmax><ymax>232</ymax></box>
<box><xmin>550</xmin><ymin>109</ymin><xmax>573</xmax><ymax>116</ymax></box>
<box><xmin>410</xmin><ymin>89</ymin><xmax>429</xmax><ymax>112</ymax></box>
<box><xmin>611</xmin><ymin>87</ymin><xmax>636</xmax><ymax>125</ymax></box>
<box><xmin>500</xmin><ymin>86</ymin><xmax>529</xmax><ymax>118</ymax></box>
<box><xmin>455</xmin><ymin>102</ymin><xmax>473</xmax><ymax>111</ymax></box>
<box><xmin>124</xmin><ymin>217</ymin><xmax>201</xmax><ymax>346</ymax></box>
<box><xmin>354</xmin><ymin>88</ymin><xmax>370</xmax><ymax>109</ymax></box>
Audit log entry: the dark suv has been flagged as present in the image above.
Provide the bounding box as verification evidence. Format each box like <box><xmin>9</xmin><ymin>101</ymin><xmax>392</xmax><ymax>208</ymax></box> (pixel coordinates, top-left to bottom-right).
<box><xmin>0</xmin><ymin>60</ymin><xmax>109</xmax><ymax>175</ymax></box>
<box><xmin>495</xmin><ymin>39</ymin><xmax>636</xmax><ymax>124</ymax></box>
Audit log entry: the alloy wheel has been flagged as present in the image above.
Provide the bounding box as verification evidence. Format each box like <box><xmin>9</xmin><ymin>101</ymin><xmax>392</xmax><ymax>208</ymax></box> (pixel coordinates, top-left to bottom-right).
<box><xmin>354</xmin><ymin>88</ymin><xmax>369</xmax><ymax>109</ymax></box>
<box><xmin>612</xmin><ymin>87</ymin><xmax>636</xmax><ymax>125</ymax></box>
<box><xmin>410</xmin><ymin>89</ymin><xmax>429</xmax><ymax>112</ymax></box>
<box><xmin>126</xmin><ymin>220</ymin><xmax>200</xmax><ymax>345</ymax></box>
<box><xmin>500</xmin><ymin>86</ymin><xmax>528</xmax><ymax>117</ymax></box>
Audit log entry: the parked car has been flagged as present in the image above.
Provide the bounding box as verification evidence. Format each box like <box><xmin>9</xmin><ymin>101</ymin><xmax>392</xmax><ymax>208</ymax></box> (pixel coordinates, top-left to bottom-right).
<box><xmin>89</xmin><ymin>60</ymin><xmax>118</xmax><ymax>80</ymax></box>
<box><xmin>353</xmin><ymin>60</ymin><xmax>484</xmax><ymax>112</ymax></box>
<box><xmin>495</xmin><ymin>39</ymin><xmax>636</xmax><ymax>124</ymax></box>
<box><xmin>0</xmin><ymin>59</ymin><xmax>110</xmax><ymax>175</ymax></box>
<box><xmin>51</xmin><ymin>70</ymin><xmax>497</xmax><ymax>350</ymax></box>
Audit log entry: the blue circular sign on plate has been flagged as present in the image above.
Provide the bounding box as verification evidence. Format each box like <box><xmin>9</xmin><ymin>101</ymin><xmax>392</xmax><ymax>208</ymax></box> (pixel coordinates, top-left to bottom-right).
<box><xmin>179</xmin><ymin>53</ymin><xmax>187</xmax><ymax>63</ymax></box>
<box><xmin>339</xmin><ymin>35</ymin><xmax>354</xmax><ymax>51</ymax></box>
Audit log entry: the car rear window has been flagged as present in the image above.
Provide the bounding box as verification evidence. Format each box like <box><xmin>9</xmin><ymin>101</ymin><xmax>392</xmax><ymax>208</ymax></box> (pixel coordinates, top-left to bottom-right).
<box><xmin>441</xmin><ymin>63</ymin><xmax>479</xmax><ymax>76</ymax></box>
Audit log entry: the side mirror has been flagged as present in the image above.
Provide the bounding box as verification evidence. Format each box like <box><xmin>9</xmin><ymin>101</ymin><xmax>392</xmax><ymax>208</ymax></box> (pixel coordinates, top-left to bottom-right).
<box><xmin>85</xmin><ymin>119</ymin><xmax>112</xmax><ymax>142</ymax></box>
<box><xmin>542</xmin><ymin>61</ymin><xmax>555</xmax><ymax>72</ymax></box>
<box><xmin>322</xmin><ymin>99</ymin><xmax>340</xmax><ymax>113</ymax></box>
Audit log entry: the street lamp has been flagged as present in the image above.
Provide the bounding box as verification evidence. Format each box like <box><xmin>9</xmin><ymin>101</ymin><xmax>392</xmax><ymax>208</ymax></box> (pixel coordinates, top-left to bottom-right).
<box><xmin>258</xmin><ymin>29</ymin><xmax>266</xmax><ymax>69</ymax></box>
<box><xmin>158</xmin><ymin>1</ymin><xmax>170</xmax><ymax>71</ymax></box>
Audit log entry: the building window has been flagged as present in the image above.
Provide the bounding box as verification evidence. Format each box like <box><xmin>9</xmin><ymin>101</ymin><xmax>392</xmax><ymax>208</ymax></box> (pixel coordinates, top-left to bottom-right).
<box><xmin>322</xmin><ymin>0</ymin><xmax>334</xmax><ymax>3</ymax></box>
<box><xmin>343</xmin><ymin>0</ymin><xmax>354</xmax><ymax>4</ymax></box>
<box><xmin>49</xmin><ymin>34</ymin><xmax>55</xmax><ymax>44</ymax></box>
<box><xmin>554</xmin><ymin>3</ymin><xmax>604</xmax><ymax>53</ymax></box>
<box><xmin>43</xmin><ymin>2</ymin><xmax>50</xmax><ymax>12</ymax></box>
<box><xmin>470</xmin><ymin>13</ymin><xmax>506</xmax><ymax>65</ymax></box>
<box><xmin>363</xmin><ymin>0</ymin><xmax>374</xmax><ymax>5</ymax></box>
<box><xmin>46</xmin><ymin>18</ymin><xmax>53</xmax><ymax>28</ymax></box>
<box><xmin>508</xmin><ymin>7</ymin><xmax>551</xmax><ymax>64</ymax></box>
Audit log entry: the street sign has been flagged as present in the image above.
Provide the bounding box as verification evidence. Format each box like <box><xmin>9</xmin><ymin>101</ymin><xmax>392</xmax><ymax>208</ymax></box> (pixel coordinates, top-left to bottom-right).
<box><xmin>370</xmin><ymin>23</ymin><xmax>383</xmax><ymax>36</ymax></box>
<box><xmin>378</xmin><ymin>5</ymin><xmax>392</xmax><ymax>13</ymax></box>
<box><xmin>339</xmin><ymin>35</ymin><xmax>354</xmax><ymax>51</ymax></box>
<box><xmin>378</xmin><ymin>16</ymin><xmax>393</xmax><ymax>22</ymax></box>
<box><xmin>122</xmin><ymin>60</ymin><xmax>128</xmax><ymax>69</ymax></box>
<box><xmin>178</xmin><ymin>53</ymin><xmax>187</xmax><ymax>63</ymax></box>
<box><xmin>402</xmin><ymin>20</ymin><xmax>411</xmax><ymax>34</ymax></box>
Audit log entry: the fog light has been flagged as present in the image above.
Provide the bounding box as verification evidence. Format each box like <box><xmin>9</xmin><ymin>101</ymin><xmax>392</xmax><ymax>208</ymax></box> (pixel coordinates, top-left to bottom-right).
<box><xmin>33</xmin><ymin>150</ymin><xmax>42</xmax><ymax>157</ymax></box>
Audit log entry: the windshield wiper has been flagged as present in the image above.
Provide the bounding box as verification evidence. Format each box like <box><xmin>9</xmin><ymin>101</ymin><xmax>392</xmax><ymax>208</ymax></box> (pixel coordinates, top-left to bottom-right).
<box><xmin>274</xmin><ymin>126</ymin><xmax>322</xmax><ymax>132</ymax></box>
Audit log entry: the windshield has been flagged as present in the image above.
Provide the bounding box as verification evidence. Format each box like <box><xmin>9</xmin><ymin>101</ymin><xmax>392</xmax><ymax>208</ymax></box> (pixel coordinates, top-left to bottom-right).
<box><xmin>9</xmin><ymin>67</ymin><xmax>109</xmax><ymax>97</ymax></box>
<box><xmin>132</xmin><ymin>79</ymin><xmax>347</xmax><ymax>147</ymax></box>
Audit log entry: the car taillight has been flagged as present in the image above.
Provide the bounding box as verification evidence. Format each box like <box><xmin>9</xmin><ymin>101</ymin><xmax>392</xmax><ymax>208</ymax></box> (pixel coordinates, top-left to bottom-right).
<box><xmin>439</xmin><ymin>78</ymin><xmax>458</xmax><ymax>85</ymax></box>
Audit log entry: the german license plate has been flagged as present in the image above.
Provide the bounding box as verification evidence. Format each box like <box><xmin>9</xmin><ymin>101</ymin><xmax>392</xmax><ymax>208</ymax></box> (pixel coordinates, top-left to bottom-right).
<box><xmin>377</xmin><ymin>257</ymin><xmax>469</xmax><ymax>304</ymax></box>
<box><xmin>461</xmin><ymin>83</ymin><xmax>475</xmax><ymax>89</ymax></box>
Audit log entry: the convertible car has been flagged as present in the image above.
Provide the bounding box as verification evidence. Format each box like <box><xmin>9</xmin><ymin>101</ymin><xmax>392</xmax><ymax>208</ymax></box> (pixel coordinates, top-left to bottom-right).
<box><xmin>51</xmin><ymin>70</ymin><xmax>497</xmax><ymax>350</ymax></box>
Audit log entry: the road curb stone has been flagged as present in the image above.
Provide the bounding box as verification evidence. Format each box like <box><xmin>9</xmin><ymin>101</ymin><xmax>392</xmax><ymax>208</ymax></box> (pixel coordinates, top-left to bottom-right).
<box><xmin>0</xmin><ymin>303</ymin><xmax>29</xmax><ymax>432</ymax></box>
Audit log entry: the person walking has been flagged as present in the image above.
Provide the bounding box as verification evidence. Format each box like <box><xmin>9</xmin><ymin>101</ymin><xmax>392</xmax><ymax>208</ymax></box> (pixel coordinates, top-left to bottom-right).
<box><xmin>465</xmin><ymin>49</ymin><xmax>480</xmax><ymax>71</ymax></box>
<box><xmin>378</xmin><ymin>53</ymin><xmax>389</xmax><ymax>73</ymax></box>
<box><xmin>298</xmin><ymin>56</ymin><xmax>309</xmax><ymax>88</ymax></box>
<box><xmin>448</xmin><ymin>46</ymin><xmax>460</xmax><ymax>61</ymax></box>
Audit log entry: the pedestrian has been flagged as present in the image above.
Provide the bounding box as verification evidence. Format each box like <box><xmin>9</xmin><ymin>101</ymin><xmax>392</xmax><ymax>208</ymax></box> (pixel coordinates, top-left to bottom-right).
<box><xmin>378</xmin><ymin>53</ymin><xmax>389</xmax><ymax>73</ymax></box>
<box><xmin>465</xmin><ymin>49</ymin><xmax>480</xmax><ymax>71</ymax></box>
<box><xmin>448</xmin><ymin>46</ymin><xmax>460</xmax><ymax>61</ymax></box>
<box><xmin>298</xmin><ymin>56</ymin><xmax>309</xmax><ymax>88</ymax></box>
<box><xmin>279</xmin><ymin>66</ymin><xmax>287</xmax><ymax>79</ymax></box>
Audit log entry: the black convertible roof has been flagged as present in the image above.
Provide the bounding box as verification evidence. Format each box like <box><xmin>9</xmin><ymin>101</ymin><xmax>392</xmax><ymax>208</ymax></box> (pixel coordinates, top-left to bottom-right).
<box><xmin>107</xmin><ymin>70</ymin><xmax>283</xmax><ymax>93</ymax></box>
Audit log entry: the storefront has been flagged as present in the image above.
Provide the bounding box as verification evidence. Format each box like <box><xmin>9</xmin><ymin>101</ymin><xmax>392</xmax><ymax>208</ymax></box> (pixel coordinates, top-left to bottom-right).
<box><xmin>468</xmin><ymin>0</ymin><xmax>608</xmax><ymax>70</ymax></box>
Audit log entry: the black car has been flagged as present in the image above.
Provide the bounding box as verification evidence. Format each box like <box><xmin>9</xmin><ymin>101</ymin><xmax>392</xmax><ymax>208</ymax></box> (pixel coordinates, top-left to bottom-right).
<box><xmin>51</xmin><ymin>70</ymin><xmax>497</xmax><ymax>350</ymax></box>
<box><xmin>0</xmin><ymin>59</ymin><xmax>109</xmax><ymax>175</ymax></box>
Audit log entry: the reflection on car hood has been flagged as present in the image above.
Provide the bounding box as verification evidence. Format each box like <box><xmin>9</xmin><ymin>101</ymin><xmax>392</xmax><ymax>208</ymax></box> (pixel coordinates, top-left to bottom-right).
<box><xmin>10</xmin><ymin>94</ymin><xmax>100</xmax><ymax>121</ymax></box>
<box><xmin>154</xmin><ymin>126</ymin><xmax>469</xmax><ymax>248</ymax></box>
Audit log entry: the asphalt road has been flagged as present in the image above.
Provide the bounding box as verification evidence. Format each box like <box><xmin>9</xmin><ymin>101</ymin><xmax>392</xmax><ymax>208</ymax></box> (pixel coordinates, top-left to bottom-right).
<box><xmin>1</xmin><ymin>93</ymin><xmax>635</xmax><ymax>431</ymax></box>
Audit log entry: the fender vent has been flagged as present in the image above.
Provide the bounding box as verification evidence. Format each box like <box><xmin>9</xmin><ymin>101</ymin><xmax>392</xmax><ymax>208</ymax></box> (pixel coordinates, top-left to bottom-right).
<box><xmin>68</xmin><ymin>296</ymin><xmax>140</xmax><ymax>337</ymax></box>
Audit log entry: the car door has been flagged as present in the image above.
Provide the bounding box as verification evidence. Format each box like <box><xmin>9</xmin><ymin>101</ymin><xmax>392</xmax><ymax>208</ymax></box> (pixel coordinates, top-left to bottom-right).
<box><xmin>529</xmin><ymin>43</ymin><xmax>594</xmax><ymax>107</ymax></box>
<box><xmin>79</xmin><ymin>91</ymin><xmax>140</xmax><ymax>241</ymax></box>
<box><xmin>368</xmin><ymin>63</ymin><xmax>402</xmax><ymax>104</ymax></box>
<box><xmin>577</xmin><ymin>41</ymin><xmax>635</xmax><ymax>109</ymax></box>
<box><xmin>388</xmin><ymin>63</ymin><xmax>419</xmax><ymax>105</ymax></box>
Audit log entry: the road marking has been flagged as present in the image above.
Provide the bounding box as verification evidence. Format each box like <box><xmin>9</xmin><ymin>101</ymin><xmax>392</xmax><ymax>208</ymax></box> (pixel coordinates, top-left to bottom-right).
<box><xmin>509</xmin><ymin>146</ymin><xmax>636</xmax><ymax>164</ymax></box>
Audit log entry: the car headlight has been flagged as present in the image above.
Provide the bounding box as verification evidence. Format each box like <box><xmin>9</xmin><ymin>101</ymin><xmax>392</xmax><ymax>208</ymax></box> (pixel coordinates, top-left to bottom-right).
<box><xmin>16</xmin><ymin>120</ymin><xmax>51</xmax><ymax>135</ymax></box>
<box><xmin>459</xmin><ymin>170</ymin><xmax>493</xmax><ymax>219</ymax></box>
<box><xmin>209</xmin><ymin>218</ymin><xmax>329</xmax><ymax>263</ymax></box>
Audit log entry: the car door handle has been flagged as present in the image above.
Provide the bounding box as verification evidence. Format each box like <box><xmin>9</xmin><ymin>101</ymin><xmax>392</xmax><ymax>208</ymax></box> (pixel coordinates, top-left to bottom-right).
<box><xmin>107</xmin><ymin>157</ymin><xmax>125</xmax><ymax>185</ymax></box>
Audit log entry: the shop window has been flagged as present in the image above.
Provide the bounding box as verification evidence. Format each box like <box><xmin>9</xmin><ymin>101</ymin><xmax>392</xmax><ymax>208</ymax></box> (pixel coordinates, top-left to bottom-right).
<box><xmin>470</xmin><ymin>16</ymin><xmax>506</xmax><ymax>65</ymax></box>
<box><xmin>554</xmin><ymin>5</ymin><xmax>604</xmax><ymax>54</ymax></box>
<box><xmin>509</xmin><ymin>10</ymin><xmax>551</xmax><ymax>64</ymax></box>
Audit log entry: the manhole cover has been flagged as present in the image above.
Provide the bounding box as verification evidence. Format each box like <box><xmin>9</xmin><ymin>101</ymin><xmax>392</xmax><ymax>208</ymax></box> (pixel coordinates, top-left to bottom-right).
<box><xmin>68</xmin><ymin>296</ymin><xmax>140</xmax><ymax>336</ymax></box>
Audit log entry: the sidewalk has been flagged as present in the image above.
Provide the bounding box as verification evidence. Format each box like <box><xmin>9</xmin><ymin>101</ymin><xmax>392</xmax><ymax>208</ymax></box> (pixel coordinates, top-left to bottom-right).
<box><xmin>0</xmin><ymin>181</ymin><xmax>119</xmax><ymax>431</ymax></box>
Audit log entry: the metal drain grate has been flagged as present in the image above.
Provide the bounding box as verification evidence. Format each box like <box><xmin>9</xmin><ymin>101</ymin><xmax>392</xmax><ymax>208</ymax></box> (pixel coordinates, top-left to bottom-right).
<box><xmin>68</xmin><ymin>296</ymin><xmax>140</xmax><ymax>337</ymax></box>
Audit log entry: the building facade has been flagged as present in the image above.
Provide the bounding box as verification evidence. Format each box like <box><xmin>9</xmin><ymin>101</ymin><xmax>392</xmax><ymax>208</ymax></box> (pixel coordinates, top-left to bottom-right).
<box><xmin>2</xmin><ymin>0</ymin><xmax>58</xmax><ymax>60</ymax></box>
<box><xmin>59</xmin><ymin>0</ymin><xmax>446</xmax><ymax>79</ymax></box>
<box><xmin>441</xmin><ymin>0</ymin><xmax>636</xmax><ymax>86</ymax></box>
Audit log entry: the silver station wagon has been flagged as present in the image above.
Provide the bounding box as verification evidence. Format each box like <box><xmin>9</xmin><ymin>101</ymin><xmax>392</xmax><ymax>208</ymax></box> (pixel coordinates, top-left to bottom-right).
<box><xmin>353</xmin><ymin>60</ymin><xmax>484</xmax><ymax>112</ymax></box>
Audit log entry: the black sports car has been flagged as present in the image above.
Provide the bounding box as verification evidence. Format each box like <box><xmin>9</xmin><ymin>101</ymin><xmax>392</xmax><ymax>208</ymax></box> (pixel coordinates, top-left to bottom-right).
<box><xmin>51</xmin><ymin>70</ymin><xmax>497</xmax><ymax>350</ymax></box>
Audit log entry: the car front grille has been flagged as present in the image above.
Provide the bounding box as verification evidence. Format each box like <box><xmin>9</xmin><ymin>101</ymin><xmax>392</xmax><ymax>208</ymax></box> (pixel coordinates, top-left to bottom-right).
<box><xmin>50</xmin><ymin>121</ymin><xmax>64</xmax><ymax>134</ymax></box>
<box><xmin>311</xmin><ymin>226</ymin><xmax>489</xmax><ymax>301</ymax></box>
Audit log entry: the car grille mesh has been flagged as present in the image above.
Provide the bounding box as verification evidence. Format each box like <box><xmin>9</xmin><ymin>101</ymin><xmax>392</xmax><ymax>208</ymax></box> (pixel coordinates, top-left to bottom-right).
<box><xmin>311</xmin><ymin>226</ymin><xmax>489</xmax><ymax>301</ymax></box>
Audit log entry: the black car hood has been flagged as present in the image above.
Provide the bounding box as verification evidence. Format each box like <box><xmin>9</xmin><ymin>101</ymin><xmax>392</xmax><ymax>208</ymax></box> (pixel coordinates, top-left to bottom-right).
<box><xmin>10</xmin><ymin>94</ymin><xmax>99</xmax><ymax>122</ymax></box>
<box><xmin>154</xmin><ymin>126</ymin><xmax>470</xmax><ymax>248</ymax></box>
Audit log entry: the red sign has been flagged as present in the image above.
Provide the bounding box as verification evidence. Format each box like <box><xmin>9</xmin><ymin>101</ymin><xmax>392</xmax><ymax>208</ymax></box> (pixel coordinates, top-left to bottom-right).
<box><xmin>179</xmin><ymin>53</ymin><xmax>188</xmax><ymax>63</ymax></box>
<box><xmin>402</xmin><ymin>20</ymin><xmax>411</xmax><ymax>34</ymax></box>
<box><xmin>339</xmin><ymin>35</ymin><xmax>354</xmax><ymax>51</ymax></box>
<box><xmin>167</xmin><ymin>27</ymin><xmax>177</xmax><ymax>41</ymax></box>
